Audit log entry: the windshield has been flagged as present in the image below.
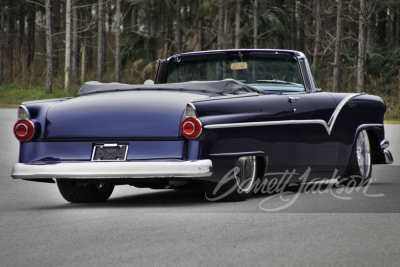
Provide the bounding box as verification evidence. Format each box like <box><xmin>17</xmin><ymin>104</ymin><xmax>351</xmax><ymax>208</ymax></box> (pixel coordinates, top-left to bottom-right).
<box><xmin>166</xmin><ymin>53</ymin><xmax>305</xmax><ymax>92</ymax></box>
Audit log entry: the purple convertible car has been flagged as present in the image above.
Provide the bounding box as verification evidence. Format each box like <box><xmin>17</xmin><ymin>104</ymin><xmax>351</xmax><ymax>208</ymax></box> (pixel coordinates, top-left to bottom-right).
<box><xmin>11</xmin><ymin>49</ymin><xmax>393</xmax><ymax>202</ymax></box>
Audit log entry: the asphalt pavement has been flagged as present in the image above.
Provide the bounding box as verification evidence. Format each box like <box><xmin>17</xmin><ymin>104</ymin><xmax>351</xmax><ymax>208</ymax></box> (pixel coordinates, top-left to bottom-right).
<box><xmin>1</xmin><ymin>108</ymin><xmax>400</xmax><ymax>267</ymax></box>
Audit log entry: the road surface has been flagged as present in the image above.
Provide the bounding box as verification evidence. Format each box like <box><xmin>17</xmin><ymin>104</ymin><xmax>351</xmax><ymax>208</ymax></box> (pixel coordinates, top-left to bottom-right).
<box><xmin>1</xmin><ymin>108</ymin><xmax>399</xmax><ymax>266</ymax></box>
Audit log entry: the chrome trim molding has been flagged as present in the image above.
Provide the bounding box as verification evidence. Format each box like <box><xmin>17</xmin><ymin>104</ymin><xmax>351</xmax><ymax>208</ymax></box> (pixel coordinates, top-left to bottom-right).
<box><xmin>205</xmin><ymin>119</ymin><xmax>330</xmax><ymax>132</ymax></box>
<box><xmin>383</xmin><ymin>150</ymin><xmax>394</xmax><ymax>164</ymax></box>
<box><xmin>186</xmin><ymin>102</ymin><xmax>198</xmax><ymax>117</ymax></box>
<box><xmin>18</xmin><ymin>105</ymin><xmax>31</xmax><ymax>119</ymax></box>
<box><xmin>381</xmin><ymin>139</ymin><xmax>390</xmax><ymax>149</ymax></box>
<box><xmin>204</xmin><ymin>93</ymin><xmax>364</xmax><ymax>135</ymax></box>
<box><xmin>327</xmin><ymin>94</ymin><xmax>360</xmax><ymax>128</ymax></box>
<box><xmin>11</xmin><ymin>160</ymin><xmax>213</xmax><ymax>179</ymax></box>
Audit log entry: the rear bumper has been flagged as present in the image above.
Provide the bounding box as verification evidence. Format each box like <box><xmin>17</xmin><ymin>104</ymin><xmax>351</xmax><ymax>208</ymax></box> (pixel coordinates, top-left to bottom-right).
<box><xmin>11</xmin><ymin>160</ymin><xmax>213</xmax><ymax>180</ymax></box>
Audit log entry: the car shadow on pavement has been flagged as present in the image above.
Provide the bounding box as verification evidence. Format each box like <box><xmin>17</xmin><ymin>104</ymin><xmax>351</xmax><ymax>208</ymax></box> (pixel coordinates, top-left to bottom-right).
<box><xmin>26</xmin><ymin>180</ymin><xmax>393</xmax><ymax>212</ymax></box>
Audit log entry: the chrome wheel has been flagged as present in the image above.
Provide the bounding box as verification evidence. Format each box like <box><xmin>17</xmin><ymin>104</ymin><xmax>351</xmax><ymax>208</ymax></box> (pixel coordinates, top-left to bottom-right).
<box><xmin>356</xmin><ymin>130</ymin><xmax>371</xmax><ymax>178</ymax></box>
<box><xmin>234</xmin><ymin>156</ymin><xmax>256</xmax><ymax>193</ymax></box>
<box><xmin>338</xmin><ymin>130</ymin><xmax>372</xmax><ymax>186</ymax></box>
<box><xmin>204</xmin><ymin>156</ymin><xmax>258</xmax><ymax>201</ymax></box>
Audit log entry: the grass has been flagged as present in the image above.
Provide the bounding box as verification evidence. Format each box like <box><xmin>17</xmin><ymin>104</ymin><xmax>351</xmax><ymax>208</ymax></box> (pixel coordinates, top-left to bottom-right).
<box><xmin>1</xmin><ymin>82</ymin><xmax>399</xmax><ymax>124</ymax></box>
<box><xmin>0</xmin><ymin>84</ymin><xmax>77</xmax><ymax>107</ymax></box>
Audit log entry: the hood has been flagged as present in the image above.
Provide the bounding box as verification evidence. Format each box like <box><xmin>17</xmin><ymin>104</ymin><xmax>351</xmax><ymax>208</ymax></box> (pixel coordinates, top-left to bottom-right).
<box><xmin>45</xmin><ymin>90</ymin><xmax>209</xmax><ymax>140</ymax></box>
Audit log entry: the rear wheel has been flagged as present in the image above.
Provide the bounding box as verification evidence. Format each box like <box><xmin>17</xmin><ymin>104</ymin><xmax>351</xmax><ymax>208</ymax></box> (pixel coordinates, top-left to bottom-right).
<box><xmin>57</xmin><ymin>179</ymin><xmax>114</xmax><ymax>203</ymax></box>
<box><xmin>338</xmin><ymin>130</ymin><xmax>372</xmax><ymax>187</ymax></box>
<box><xmin>204</xmin><ymin>156</ymin><xmax>257</xmax><ymax>201</ymax></box>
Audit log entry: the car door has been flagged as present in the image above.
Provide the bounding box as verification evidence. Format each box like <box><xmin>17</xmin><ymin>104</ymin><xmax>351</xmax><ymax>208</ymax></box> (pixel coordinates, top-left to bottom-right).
<box><xmin>287</xmin><ymin>92</ymin><xmax>339</xmax><ymax>177</ymax></box>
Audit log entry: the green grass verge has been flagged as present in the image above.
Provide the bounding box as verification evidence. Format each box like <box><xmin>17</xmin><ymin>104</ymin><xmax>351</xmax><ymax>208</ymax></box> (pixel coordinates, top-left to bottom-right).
<box><xmin>0</xmin><ymin>84</ymin><xmax>77</xmax><ymax>106</ymax></box>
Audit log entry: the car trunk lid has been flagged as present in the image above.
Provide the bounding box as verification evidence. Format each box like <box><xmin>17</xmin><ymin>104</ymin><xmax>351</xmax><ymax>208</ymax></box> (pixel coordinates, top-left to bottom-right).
<box><xmin>44</xmin><ymin>90</ymin><xmax>210</xmax><ymax>140</ymax></box>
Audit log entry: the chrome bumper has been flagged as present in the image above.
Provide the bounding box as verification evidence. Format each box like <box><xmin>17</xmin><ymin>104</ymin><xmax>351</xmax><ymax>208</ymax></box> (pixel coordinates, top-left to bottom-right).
<box><xmin>11</xmin><ymin>160</ymin><xmax>213</xmax><ymax>180</ymax></box>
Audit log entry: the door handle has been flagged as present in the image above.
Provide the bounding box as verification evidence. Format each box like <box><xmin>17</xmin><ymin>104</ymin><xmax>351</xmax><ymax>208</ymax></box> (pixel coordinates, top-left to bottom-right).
<box><xmin>288</xmin><ymin>97</ymin><xmax>300</xmax><ymax>103</ymax></box>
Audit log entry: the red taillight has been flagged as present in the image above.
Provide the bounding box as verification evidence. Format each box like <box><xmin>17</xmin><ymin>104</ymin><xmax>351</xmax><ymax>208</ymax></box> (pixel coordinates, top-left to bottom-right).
<box><xmin>181</xmin><ymin>117</ymin><xmax>202</xmax><ymax>139</ymax></box>
<box><xmin>14</xmin><ymin>119</ymin><xmax>35</xmax><ymax>141</ymax></box>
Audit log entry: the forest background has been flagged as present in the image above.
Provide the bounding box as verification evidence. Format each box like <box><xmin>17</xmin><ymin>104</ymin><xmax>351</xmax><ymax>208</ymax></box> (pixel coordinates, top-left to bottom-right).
<box><xmin>0</xmin><ymin>0</ymin><xmax>399</xmax><ymax>120</ymax></box>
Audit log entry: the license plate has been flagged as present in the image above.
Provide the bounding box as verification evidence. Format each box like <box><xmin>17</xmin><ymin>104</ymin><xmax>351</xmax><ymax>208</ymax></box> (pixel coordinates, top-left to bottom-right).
<box><xmin>91</xmin><ymin>144</ymin><xmax>128</xmax><ymax>161</ymax></box>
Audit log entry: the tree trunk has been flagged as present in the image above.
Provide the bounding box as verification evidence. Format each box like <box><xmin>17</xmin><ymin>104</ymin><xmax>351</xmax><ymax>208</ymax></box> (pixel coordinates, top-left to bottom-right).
<box><xmin>393</xmin><ymin>11</ymin><xmax>398</xmax><ymax>48</ymax></box>
<box><xmin>26</xmin><ymin>2</ymin><xmax>36</xmax><ymax>72</ymax></box>
<box><xmin>198</xmin><ymin>0</ymin><xmax>202</xmax><ymax>51</ymax></box>
<box><xmin>377</xmin><ymin>8</ymin><xmax>387</xmax><ymax>49</ymax></box>
<box><xmin>312</xmin><ymin>0</ymin><xmax>321</xmax><ymax>74</ymax></box>
<box><xmin>85</xmin><ymin>9</ymin><xmax>93</xmax><ymax>72</ymax></box>
<box><xmin>17</xmin><ymin>2</ymin><xmax>25</xmax><ymax>74</ymax></box>
<box><xmin>6</xmin><ymin>0</ymin><xmax>14</xmax><ymax>79</ymax></box>
<box><xmin>176</xmin><ymin>0</ymin><xmax>182</xmax><ymax>53</ymax></box>
<box><xmin>71</xmin><ymin>0</ymin><xmax>79</xmax><ymax>84</ymax></box>
<box><xmin>115</xmin><ymin>0</ymin><xmax>121</xmax><ymax>82</ymax></box>
<box><xmin>51</xmin><ymin>0</ymin><xmax>60</xmax><ymax>76</ymax></box>
<box><xmin>297</xmin><ymin>0</ymin><xmax>304</xmax><ymax>52</ymax></box>
<box><xmin>97</xmin><ymin>0</ymin><xmax>104</xmax><ymax>82</ymax></box>
<box><xmin>357</xmin><ymin>0</ymin><xmax>367</xmax><ymax>93</ymax></box>
<box><xmin>254</xmin><ymin>0</ymin><xmax>258</xmax><ymax>48</ymax></box>
<box><xmin>132</xmin><ymin>5</ymin><xmax>138</xmax><ymax>31</ymax></box>
<box><xmin>81</xmin><ymin>39</ymin><xmax>86</xmax><ymax>85</ymax></box>
<box><xmin>107</xmin><ymin>1</ymin><xmax>112</xmax><ymax>33</ymax></box>
<box><xmin>65</xmin><ymin>0</ymin><xmax>71</xmax><ymax>93</ymax></box>
<box><xmin>0</xmin><ymin>8</ymin><xmax>4</xmax><ymax>83</ymax></box>
<box><xmin>102</xmin><ymin>2</ymin><xmax>107</xmax><ymax>75</ymax></box>
<box><xmin>217</xmin><ymin>0</ymin><xmax>223</xmax><ymax>49</ymax></box>
<box><xmin>235</xmin><ymin>0</ymin><xmax>241</xmax><ymax>49</ymax></box>
<box><xmin>333</xmin><ymin>0</ymin><xmax>342</xmax><ymax>92</ymax></box>
<box><xmin>45</xmin><ymin>0</ymin><xmax>53</xmax><ymax>94</ymax></box>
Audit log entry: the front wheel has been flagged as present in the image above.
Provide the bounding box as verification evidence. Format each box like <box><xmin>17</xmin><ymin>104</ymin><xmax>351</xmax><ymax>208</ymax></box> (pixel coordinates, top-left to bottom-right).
<box><xmin>204</xmin><ymin>156</ymin><xmax>257</xmax><ymax>202</ymax></box>
<box><xmin>338</xmin><ymin>130</ymin><xmax>372</xmax><ymax>187</ymax></box>
<box><xmin>57</xmin><ymin>179</ymin><xmax>114</xmax><ymax>203</ymax></box>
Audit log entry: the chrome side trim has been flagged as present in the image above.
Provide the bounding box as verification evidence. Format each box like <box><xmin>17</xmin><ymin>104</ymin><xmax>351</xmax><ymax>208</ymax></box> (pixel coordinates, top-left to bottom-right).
<box><xmin>204</xmin><ymin>93</ymin><xmax>363</xmax><ymax>135</ymax></box>
<box><xmin>11</xmin><ymin>160</ymin><xmax>213</xmax><ymax>179</ymax></box>
<box><xmin>327</xmin><ymin>94</ymin><xmax>360</xmax><ymax>129</ymax></box>
<box><xmin>205</xmin><ymin>119</ymin><xmax>330</xmax><ymax>133</ymax></box>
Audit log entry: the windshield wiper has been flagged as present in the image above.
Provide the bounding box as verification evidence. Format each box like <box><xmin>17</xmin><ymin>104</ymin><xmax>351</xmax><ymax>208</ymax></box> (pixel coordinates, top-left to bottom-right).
<box><xmin>257</xmin><ymin>79</ymin><xmax>302</xmax><ymax>86</ymax></box>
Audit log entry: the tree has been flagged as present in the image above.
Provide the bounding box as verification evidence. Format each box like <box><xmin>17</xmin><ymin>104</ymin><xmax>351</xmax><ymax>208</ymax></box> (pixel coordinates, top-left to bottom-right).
<box><xmin>235</xmin><ymin>0</ymin><xmax>241</xmax><ymax>49</ymax></box>
<box><xmin>71</xmin><ymin>0</ymin><xmax>79</xmax><ymax>84</ymax></box>
<box><xmin>254</xmin><ymin>0</ymin><xmax>258</xmax><ymax>48</ymax></box>
<box><xmin>26</xmin><ymin>2</ymin><xmax>36</xmax><ymax>72</ymax></box>
<box><xmin>198</xmin><ymin>0</ymin><xmax>203</xmax><ymax>50</ymax></box>
<box><xmin>0</xmin><ymin>6</ymin><xmax>4</xmax><ymax>84</ymax></box>
<box><xmin>176</xmin><ymin>0</ymin><xmax>182</xmax><ymax>53</ymax></box>
<box><xmin>97</xmin><ymin>0</ymin><xmax>105</xmax><ymax>82</ymax></box>
<box><xmin>357</xmin><ymin>0</ymin><xmax>367</xmax><ymax>93</ymax></box>
<box><xmin>6</xmin><ymin>0</ymin><xmax>14</xmax><ymax>79</ymax></box>
<box><xmin>51</xmin><ymin>0</ymin><xmax>61</xmax><ymax>76</ymax></box>
<box><xmin>218</xmin><ymin>0</ymin><xmax>223</xmax><ymax>49</ymax></box>
<box><xmin>312</xmin><ymin>0</ymin><xmax>321</xmax><ymax>74</ymax></box>
<box><xmin>115</xmin><ymin>0</ymin><xmax>122</xmax><ymax>82</ymax></box>
<box><xmin>65</xmin><ymin>0</ymin><xmax>71</xmax><ymax>93</ymax></box>
<box><xmin>16</xmin><ymin>1</ymin><xmax>25</xmax><ymax>75</ymax></box>
<box><xmin>333</xmin><ymin>0</ymin><xmax>342</xmax><ymax>92</ymax></box>
<box><xmin>45</xmin><ymin>0</ymin><xmax>53</xmax><ymax>94</ymax></box>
